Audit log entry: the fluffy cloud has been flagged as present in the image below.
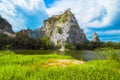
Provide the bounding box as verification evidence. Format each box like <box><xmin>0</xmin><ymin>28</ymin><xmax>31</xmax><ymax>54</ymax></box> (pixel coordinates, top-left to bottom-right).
<box><xmin>47</xmin><ymin>0</ymin><xmax>120</xmax><ymax>29</ymax></box>
<box><xmin>97</xmin><ymin>30</ymin><xmax>120</xmax><ymax>35</ymax></box>
<box><xmin>0</xmin><ymin>0</ymin><xmax>48</xmax><ymax>31</ymax></box>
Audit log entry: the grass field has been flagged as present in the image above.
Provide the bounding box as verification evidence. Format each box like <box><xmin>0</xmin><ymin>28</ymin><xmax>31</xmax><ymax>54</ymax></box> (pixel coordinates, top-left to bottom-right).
<box><xmin>0</xmin><ymin>50</ymin><xmax>120</xmax><ymax>80</ymax></box>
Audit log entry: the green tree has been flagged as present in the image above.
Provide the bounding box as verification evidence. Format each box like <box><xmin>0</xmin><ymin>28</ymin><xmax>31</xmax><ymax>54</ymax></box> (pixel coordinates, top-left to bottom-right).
<box><xmin>40</xmin><ymin>37</ymin><xmax>54</xmax><ymax>49</ymax></box>
<box><xmin>0</xmin><ymin>33</ymin><xmax>14</xmax><ymax>50</ymax></box>
<box><xmin>65</xmin><ymin>42</ymin><xmax>74</xmax><ymax>50</ymax></box>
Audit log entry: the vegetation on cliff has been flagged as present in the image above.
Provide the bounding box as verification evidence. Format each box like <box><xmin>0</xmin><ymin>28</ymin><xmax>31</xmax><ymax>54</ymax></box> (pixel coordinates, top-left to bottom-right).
<box><xmin>45</xmin><ymin>9</ymin><xmax>73</xmax><ymax>24</ymax></box>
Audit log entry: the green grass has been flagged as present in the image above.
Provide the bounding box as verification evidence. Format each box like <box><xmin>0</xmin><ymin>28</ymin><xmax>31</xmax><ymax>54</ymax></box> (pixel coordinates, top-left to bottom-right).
<box><xmin>0</xmin><ymin>51</ymin><xmax>120</xmax><ymax>80</ymax></box>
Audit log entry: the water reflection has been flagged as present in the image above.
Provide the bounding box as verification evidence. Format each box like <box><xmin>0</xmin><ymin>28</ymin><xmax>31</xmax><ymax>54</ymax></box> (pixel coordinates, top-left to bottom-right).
<box><xmin>14</xmin><ymin>50</ymin><xmax>97</xmax><ymax>61</ymax></box>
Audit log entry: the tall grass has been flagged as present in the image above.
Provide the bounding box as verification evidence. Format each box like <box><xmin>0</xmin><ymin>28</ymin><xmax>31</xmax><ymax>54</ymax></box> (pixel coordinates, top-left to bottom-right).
<box><xmin>95</xmin><ymin>48</ymin><xmax>120</xmax><ymax>62</ymax></box>
<box><xmin>0</xmin><ymin>50</ymin><xmax>120</xmax><ymax>80</ymax></box>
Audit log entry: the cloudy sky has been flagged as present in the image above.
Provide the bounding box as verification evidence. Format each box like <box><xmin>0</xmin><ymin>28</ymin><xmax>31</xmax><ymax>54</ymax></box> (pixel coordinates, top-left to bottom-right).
<box><xmin>0</xmin><ymin>0</ymin><xmax>120</xmax><ymax>42</ymax></box>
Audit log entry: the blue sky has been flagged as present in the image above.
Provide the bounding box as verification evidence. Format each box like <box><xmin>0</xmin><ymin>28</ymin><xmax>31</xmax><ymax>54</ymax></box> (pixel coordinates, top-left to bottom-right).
<box><xmin>0</xmin><ymin>0</ymin><xmax>120</xmax><ymax>42</ymax></box>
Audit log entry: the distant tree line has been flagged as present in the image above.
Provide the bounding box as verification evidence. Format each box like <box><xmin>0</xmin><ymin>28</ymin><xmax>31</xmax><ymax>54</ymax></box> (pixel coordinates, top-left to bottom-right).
<box><xmin>0</xmin><ymin>32</ymin><xmax>120</xmax><ymax>50</ymax></box>
<box><xmin>0</xmin><ymin>32</ymin><xmax>54</xmax><ymax>50</ymax></box>
<box><xmin>76</xmin><ymin>41</ymin><xmax>120</xmax><ymax>50</ymax></box>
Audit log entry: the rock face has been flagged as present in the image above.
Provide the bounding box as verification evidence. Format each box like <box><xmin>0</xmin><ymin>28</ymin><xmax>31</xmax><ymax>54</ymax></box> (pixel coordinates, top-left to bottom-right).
<box><xmin>41</xmin><ymin>10</ymin><xmax>88</xmax><ymax>48</ymax></box>
<box><xmin>0</xmin><ymin>15</ymin><xmax>15</xmax><ymax>37</ymax></box>
<box><xmin>92</xmin><ymin>32</ymin><xmax>100</xmax><ymax>42</ymax></box>
<box><xmin>0</xmin><ymin>15</ymin><xmax>14</xmax><ymax>33</ymax></box>
<box><xmin>19</xmin><ymin>29</ymin><xmax>41</xmax><ymax>39</ymax></box>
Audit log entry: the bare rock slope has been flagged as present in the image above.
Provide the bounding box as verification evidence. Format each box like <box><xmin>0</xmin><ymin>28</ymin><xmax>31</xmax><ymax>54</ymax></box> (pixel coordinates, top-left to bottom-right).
<box><xmin>0</xmin><ymin>15</ymin><xmax>15</xmax><ymax>37</ymax></box>
<box><xmin>41</xmin><ymin>10</ymin><xmax>88</xmax><ymax>49</ymax></box>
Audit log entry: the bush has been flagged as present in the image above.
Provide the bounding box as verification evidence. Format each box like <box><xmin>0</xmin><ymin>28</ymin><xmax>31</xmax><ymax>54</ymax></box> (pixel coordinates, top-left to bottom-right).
<box><xmin>40</xmin><ymin>37</ymin><xmax>54</xmax><ymax>49</ymax></box>
<box><xmin>95</xmin><ymin>48</ymin><xmax>120</xmax><ymax>62</ymax></box>
<box><xmin>57</xmin><ymin>27</ymin><xmax>62</xmax><ymax>34</ymax></box>
<box><xmin>65</xmin><ymin>43</ymin><xmax>74</xmax><ymax>50</ymax></box>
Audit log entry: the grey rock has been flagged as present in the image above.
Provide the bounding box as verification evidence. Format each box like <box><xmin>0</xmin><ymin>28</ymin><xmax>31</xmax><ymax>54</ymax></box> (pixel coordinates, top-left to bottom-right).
<box><xmin>41</xmin><ymin>9</ymin><xmax>88</xmax><ymax>49</ymax></box>
<box><xmin>92</xmin><ymin>32</ymin><xmax>100</xmax><ymax>42</ymax></box>
<box><xmin>0</xmin><ymin>15</ymin><xmax>15</xmax><ymax>37</ymax></box>
<box><xmin>18</xmin><ymin>29</ymin><xmax>41</xmax><ymax>39</ymax></box>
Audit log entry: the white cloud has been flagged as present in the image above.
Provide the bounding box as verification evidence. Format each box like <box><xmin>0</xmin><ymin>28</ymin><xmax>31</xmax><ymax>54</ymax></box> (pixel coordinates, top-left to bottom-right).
<box><xmin>97</xmin><ymin>30</ymin><xmax>120</xmax><ymax>35</ymax></box>
<box><xmin>46</xmin><ymin>0</ymin><xmax>120</xmax><ymax>29</ymax></box>
<box><xmin>100</xmin><ymin>35</ymin><xmax>120</xmax><ymax>42</ymax></box>
<box><xmin>0</xmin><ymin>0</ymin><xmax>47</xmax><ymax>31</ymax></box>
<box><xmin>11</xmin><ymin>0</ymin><xmax>46</xmax><ymax>11</ymax></box>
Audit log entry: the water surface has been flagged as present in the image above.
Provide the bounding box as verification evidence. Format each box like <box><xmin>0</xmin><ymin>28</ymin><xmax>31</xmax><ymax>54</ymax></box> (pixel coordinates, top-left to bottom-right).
<box><xmin>14</xmin><ymin>50</ymin><xmax>97</xmax><ymax>61</ymax></box>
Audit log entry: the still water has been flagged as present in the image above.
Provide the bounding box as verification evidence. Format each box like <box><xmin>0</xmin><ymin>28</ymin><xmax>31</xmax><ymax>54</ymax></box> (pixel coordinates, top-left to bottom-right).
<box><xmin>14</xmin><ymin>50</ymin><xmax>97</xmax><ymax>61</ymax></box>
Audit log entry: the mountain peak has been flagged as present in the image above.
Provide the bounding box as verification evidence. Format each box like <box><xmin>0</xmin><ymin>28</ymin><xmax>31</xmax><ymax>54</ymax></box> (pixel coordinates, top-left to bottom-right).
<box><xmin>41</xmin><ymin>10</ymin><xmax>88</xmax><ymax>50</ymax></box>
<box><xmin>63</xmin><ymin>9</ymin><xmax>73</xmax><ymax>15</ymax></box>
<box><xmin>92</xmin><ymin>32</ymin><xmax>100</xmax><ymax>42</ymax></box>
<box><xmin>44</xmin><ymin>9</ymin><xmax>75</xmax><ymax>24</ymax></box>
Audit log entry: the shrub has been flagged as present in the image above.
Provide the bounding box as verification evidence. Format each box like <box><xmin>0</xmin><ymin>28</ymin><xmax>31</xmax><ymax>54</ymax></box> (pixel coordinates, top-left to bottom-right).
<box><xmin>95</xmin><ymin>48</ymin><xmax>120</xmax><ymax>62</ymax></box>
<box><xmin>57</xmin><ymin>27</ymin><xmax>62</xmax><ymax>34</ymax></box>
<box><xmin>65</xmin><ymin>43</ymin><xmax>74</xmax><ymax>50</ymax></box>
<box><xmin>40</xmin><ymin>37</ymin><xmax>54</xmax><ymax>49</ymax></box>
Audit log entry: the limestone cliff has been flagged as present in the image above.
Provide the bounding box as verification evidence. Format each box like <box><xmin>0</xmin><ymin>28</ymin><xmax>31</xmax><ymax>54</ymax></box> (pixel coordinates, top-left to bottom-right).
<box><xmin>41</xmin><ymin>10</ymin><xmax>88</xmax><ymax>49</ymax></box>
<box><xmin>92</xmin><ymin>32</ymin><xmax>100</xmax><ymax>42</ymax></box>
<box><xmin>18</xmin><ymin>29</ymin><xmax>41</xmax><ymax>39</ymax></box>
<box><xmin>0</xmin><ymin>15</ymin><xmax>14</xmax><ymax>33</ymax></box>
<box><xmin>0</xmin><ymin>15</ymin><xmax>15</xmax><ymax>37</ymax></box>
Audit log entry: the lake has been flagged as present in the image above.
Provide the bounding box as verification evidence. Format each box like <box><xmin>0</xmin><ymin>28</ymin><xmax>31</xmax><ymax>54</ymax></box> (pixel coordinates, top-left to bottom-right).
<box><xmin>14</xmin><ymin>50</ymin><xmax>97</xmax><ymax>61</ymax></box>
